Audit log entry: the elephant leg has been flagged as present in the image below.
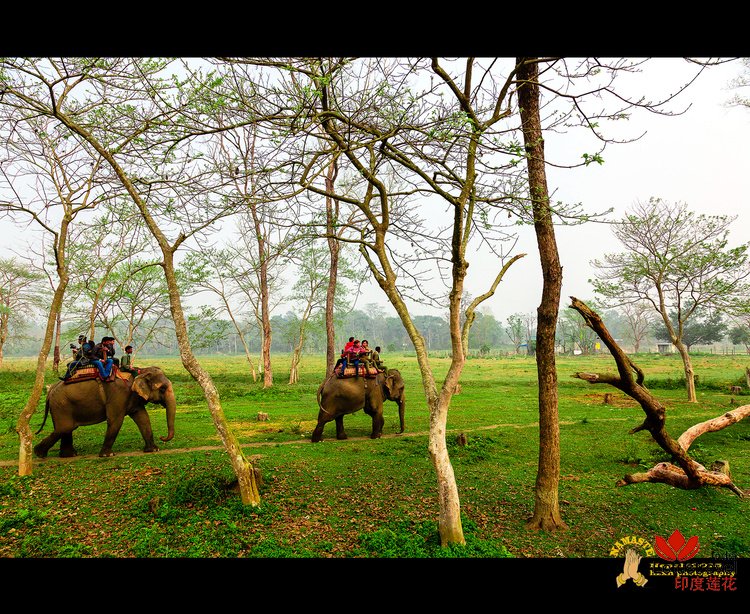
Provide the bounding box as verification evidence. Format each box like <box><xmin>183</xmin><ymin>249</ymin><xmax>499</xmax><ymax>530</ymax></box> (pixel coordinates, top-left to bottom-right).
<box><xmin>370</xmin><ymin>412</ymin><xmax>384</xmax><ymax>439</ymax></box>
<box><xmin>129</xmin><ymin>410</ymin><xmax>159</xmax><ymax>453</ymax></box>
<box><xmin>59</xmin><ymin>432</ymin><xmax>77</xmax><ymax>457</ymax></box>
<box><xmin>335</xmin><ymin>415</ymin><xmax>348</xmax><ymax>440</ymax></box>
<box><xmin>99</xmin><ymin>414</ymin><xmax>126</xmax><ymax>457</ymax></box>
<box><xmin>311</xmin><ymin>409</ymin><xmax>334</xmax><ymax>443</ymax></box>
<box><xmin>34</xmin><ymin>432</ymin><xmax>63</xmax><ymax>458</ymax></box>
<box><xmin>363</xmin><ymin>405</ymin><xmax>383</xmax><ymax>439</ymax></box>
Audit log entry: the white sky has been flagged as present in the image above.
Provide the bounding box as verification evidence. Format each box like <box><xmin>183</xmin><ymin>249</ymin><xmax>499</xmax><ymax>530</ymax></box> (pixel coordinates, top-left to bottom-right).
<box><xmin>360</xmin><ymin>58</ymin><xmax>750</xmax><ymax>324</ymax></box>
<box><xmin>1</xmin><ymin>58</ymin><xmax>748</xmax><ymax>327</ymax></box>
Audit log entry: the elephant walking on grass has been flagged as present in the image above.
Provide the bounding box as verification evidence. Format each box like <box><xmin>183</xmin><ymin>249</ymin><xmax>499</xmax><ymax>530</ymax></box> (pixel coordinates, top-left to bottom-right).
<box><xmin>312</xmin><ymin>368</ymin><xmax>405</xmax><ymax>442</ymax></box>
<box><xmin>34</xmin><ymin>366</ymin><xmax>176</xmax><ymax>458</ymax></box>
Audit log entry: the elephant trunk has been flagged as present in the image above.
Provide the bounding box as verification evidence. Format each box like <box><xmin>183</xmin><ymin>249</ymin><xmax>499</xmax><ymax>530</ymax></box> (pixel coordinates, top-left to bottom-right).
<box><xmin>398</xmin><ymin>398</ymin><xmax>405</xmax><ymax>434</ymax></box>
<box><xmin>160</xmin><ymin>386</ymin><xmax>176</xmax><ymax>442</ymax></box>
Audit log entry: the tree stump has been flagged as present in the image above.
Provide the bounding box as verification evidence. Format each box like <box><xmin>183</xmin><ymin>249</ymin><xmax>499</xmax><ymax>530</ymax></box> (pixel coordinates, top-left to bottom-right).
<box><xmin>456</xmin><ymin>433</ymin><xmax>468</xmax><ymax>446</ymax></box>
<box><xmin>603</xmin><ymin>393</ymin><xmax>613</xmax><ymax>405</ymax></box>
<box><xmin>257</xmin><ymin>412</ymin><xmax>268</xmax><ymax>421</ymax></box>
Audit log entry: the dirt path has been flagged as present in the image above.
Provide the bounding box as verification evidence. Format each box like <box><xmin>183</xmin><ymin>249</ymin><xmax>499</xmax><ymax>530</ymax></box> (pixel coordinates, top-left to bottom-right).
<box><xmin>0</xmin><ymin>417</ymin><xmax>632</xmax><ymax>468</ymax></box>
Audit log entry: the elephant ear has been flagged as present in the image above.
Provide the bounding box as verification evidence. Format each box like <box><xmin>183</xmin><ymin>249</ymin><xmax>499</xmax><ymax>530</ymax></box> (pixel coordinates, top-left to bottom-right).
<box><xmin>132</xmin><ymin>373</ymin><xmax>151</xmax><ymax>401</ymax></box>
<box><xmin>384</xmin><ymin>373</ymin><xmax>397</xmax><ymax>397</ymax></box>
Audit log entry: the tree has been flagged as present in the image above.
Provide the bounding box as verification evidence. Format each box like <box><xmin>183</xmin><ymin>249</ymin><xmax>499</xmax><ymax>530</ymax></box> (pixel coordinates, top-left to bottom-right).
<box><xmin>557</xmin><ymin>306</ymin><xmax>600</xmax><ymax>355</ymax></box>
<box><xmin>505</xmin><ymin>314</ymin><xmax>525</xmax><ymax>354</ymax></box>
<box><xmin>286</xmin><ymin>243</ymin><xmax>336</xmax><ymax>383</ymax></box>
<box><xmin>652</xmin><ymin>308</ymin><xmax>728</xmax><ymax>351</ymax></box>
<box><xmin>0</xmin><ymin>258</ymin><xmax>45</xmax><ymax>367</ymax></box>
<box><xmin>0</xmin><ymin>58</ymin><xmax>261</xmax><ymax>501</ymax></box>
<box><xmin>592</xmin><ymin>199</ymin><xmax>750</xmax><ymax>402</ymax></box>
<box><xmin>179</xmin><ymin>247</ymin><xmax>259</xmax><ymax>381</ymax></box>
<box><xmin>261</xmin><ymin>57</ymin><xmax>527</xmax><ymax>545</ymax></box>
<box><xmin>517</xmin><ymin>56</ymin><xmax>568</xmax><ymax>531</ymax></box>
<box><xmin>0</xmin><ymin>103</ymin><xmax>111</xmax><ymax>475</ymax></box>
<box><xmin>620</xmin><ymin>302</ymin><xmax>654</xmax><ymax>354</ymax></box>
<box><xmin>729</xmin><ymin>321</ymin><xmax>750</xmax><ymax>354</ymax></box>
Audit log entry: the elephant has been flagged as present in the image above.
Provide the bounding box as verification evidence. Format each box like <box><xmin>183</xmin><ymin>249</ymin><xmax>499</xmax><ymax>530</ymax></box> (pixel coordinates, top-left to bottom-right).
<box><xmin>311</xmin><ymin>368</ymin><xmax>405</xmax><ymax>443</ymax></box>
<box><xmin>34</xmin><ymin>366</ymin><xmax>176</xmax><ymax>458</ymax></box>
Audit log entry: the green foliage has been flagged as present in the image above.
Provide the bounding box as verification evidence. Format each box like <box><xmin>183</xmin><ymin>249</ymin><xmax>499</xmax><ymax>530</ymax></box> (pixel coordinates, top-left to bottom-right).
<box><xmin>357</xmin><ymin>519</ymin><xmax>512</xmax><ymax>558</ymax></box>
<box><xmin>0</xmin><ymin>353</ymin><xmax>749</xmax><ymax>558</ymax></box>
<box><xmin>711</xmin><ymin>536</ymin><xmax>750</xmax><ymax>558</ymax></box>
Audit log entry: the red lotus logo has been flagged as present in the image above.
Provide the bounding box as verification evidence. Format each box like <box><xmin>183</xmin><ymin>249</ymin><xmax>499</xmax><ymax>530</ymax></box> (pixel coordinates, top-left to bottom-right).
<box><xmin>654</xmin><ymin>530</ymin><xmax>700</xmax><ymax>561</ymax></box>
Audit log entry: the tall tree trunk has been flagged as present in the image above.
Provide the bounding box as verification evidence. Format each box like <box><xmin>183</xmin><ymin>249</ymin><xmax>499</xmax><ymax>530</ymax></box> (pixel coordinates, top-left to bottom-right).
<box><xmin>17</xmin><ymin>273</ymin><xmax>68</xmax><ymax>475</ymax></box>
<box><xmin>250</xmin><ymin>209</ymin><xmax>273</xmax><ymax>389</ymax></box>
<box><xmin>675</xmin><ymin>339</ymin><xmax>698</xmax><ymax>402</ymax></box>
<box><xmin>325</xmin><ymin>159</ymin><xmax>339</xmax><ymax>375</ymax></box>
<box><xmin>52</xmin><ymin>311</ymin><xmax>62</xmax><ymax>373</ymax></box>
<box><xmin>160</xmin><ymin>252</ymin><xmax>261</xmax><ymax>504</ymax></box>
<box><xmin>517</xmin><ymin>56</ymin><xmax>568</xmax><ymax>531</ymax></box>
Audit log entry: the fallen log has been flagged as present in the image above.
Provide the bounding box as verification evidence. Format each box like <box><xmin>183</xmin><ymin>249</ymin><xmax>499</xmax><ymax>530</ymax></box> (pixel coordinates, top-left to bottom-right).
<box><xmin>570</xmin><ymin>297</ymin><xmax>750</xmax><ymax>498</ymax></box>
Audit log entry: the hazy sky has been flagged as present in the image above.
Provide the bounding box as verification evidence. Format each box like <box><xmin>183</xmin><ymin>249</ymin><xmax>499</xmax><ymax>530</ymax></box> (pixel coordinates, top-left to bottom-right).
<box><xmin>395</xmin><ymin>57</ymin><xmax>750</xmax><ymax>324</ymax></box>
<box><xmin>2</xmin><ymin>58</ymin><xmax>747</xmax><ymax>328</ymax></box>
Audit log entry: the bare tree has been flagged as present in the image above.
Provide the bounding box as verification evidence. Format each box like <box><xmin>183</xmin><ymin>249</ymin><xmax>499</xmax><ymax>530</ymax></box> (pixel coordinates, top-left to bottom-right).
<box><xmin>621</xmin><ymin>302</ymin><xmax>654</xmax><ymax>353</ymax></box>
<box><xmin>0</xmin><ymin>257</ymin><xmax>45</xmax><ymax>367</ymax></box>
<box><xmin>0</xmin><ymin>58</ymin><xmax>262</xmax><ymax>501</ymax></box>
<box><xmin>505</xmin><ymin>314</ymin><xmax>525</xmax><ymax>355</ymax></box>
<box><xmin>592</xmin><ymin>199</ymin><xmax>750</xmax><ymax>402</ymax></box>
<box><xmin>0</xmin><ymin>106</ymin><xmax>110</xmax><ymax>475</ymax></box>
<box><xmin>179</xmin><ymin>247</ymin><xmax>258</xmax><ymax>381</ymax></box>
<box><xmin>252</xmin><ymin>57</ymin><xmax>527</xmax><ymax>545</ymax></box>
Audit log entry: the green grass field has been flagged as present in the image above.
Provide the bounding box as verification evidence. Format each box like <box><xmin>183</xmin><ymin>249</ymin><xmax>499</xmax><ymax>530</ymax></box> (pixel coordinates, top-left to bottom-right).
<box><xmin>1</xmin><ymin>351</ymin><xmax>749</xmax><ymax>558</ymax></box>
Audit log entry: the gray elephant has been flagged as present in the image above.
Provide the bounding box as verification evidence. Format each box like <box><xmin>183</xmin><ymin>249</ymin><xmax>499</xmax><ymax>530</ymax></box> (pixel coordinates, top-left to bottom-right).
<box><xmin>312</xmin><ymin>368</ymin><xmax>405</xmax><ymax>442</ymax></box>
<box><xmin>34</xmin><ymin>366</ymin><xmax>176</xmax><ymax>458</ymax></box>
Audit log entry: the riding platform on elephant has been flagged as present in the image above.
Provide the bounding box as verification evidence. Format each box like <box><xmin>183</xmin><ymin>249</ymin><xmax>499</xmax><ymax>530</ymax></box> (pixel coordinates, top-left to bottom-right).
<box><xmin>335</xmin><ymin>364</ymin><xmax>382</xmax><ymax>379</ymax></box>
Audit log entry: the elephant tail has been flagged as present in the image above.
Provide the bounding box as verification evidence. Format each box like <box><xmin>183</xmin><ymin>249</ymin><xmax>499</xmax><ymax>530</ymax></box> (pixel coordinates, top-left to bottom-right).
<box><xmin>317</xmin><ymin>374</ymin><xmax>334</xmax><ymax>416</ymax></box>
<box><xmin>35</xmin><ymin>397</ymin><xmax>50</xmax><ymax>434</ymax></box>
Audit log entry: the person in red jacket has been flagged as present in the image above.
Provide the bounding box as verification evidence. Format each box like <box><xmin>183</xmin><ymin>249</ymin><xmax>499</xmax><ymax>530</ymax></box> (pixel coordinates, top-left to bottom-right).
<box><xmin>338</xmin><ymin>337</ymin><xmax>356</xmax><ymax>375</ymax></box>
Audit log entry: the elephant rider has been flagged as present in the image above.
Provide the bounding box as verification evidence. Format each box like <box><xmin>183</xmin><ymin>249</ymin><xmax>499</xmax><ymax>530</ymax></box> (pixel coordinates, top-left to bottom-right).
<box><xmin>359</xmin><ymin>340</ymin><xmax>373</xmax><ymax>370</ymax></box>
<box><xmin>371</xmin><ymin>346</ymin><xmax>385</xmax><ymax>371</ymax></box>
<box><xmin>338</xmin><ymin>336</ymin><xmax>355</xmax><ymax>375</ymax></box>
<box><xmin>119</xmin><ymin>344</ymin><xmax>139</xmax><ymax>375</ymax></box>
<box><xmin>348</xmin><ymin>339</ymin><xmax>363</xmax><ymax>377</ymax></box>
<box><xmin>60</xmin><ymin>334</ymin><xmax>93</xmax><ymax>380</ymax></box>
<box><xmin>91</xmin><ymin>336</ymin><xmax>117</xmax><ymax>379</ymax></box>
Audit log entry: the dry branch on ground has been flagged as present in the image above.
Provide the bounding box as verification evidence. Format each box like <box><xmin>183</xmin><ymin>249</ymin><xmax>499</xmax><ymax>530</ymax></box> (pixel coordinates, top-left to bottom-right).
<box><xmin>569</xmin><ymin>296</ymin><xmax>750</xmax><ymax>498</ymax></box>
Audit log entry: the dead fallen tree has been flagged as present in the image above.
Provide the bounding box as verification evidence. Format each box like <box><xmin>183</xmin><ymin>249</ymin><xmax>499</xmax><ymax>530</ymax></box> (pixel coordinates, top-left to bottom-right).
<box><xmin>569</xmin><ymin>297</ymin><xmax>750</xmax><ymax>498</ymax></box>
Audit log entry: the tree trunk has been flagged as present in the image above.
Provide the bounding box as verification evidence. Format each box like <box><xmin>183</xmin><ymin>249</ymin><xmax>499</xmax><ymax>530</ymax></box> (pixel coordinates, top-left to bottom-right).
<box><xmin>161</xmin><ymin>251</ymin><xmax>261</xmax><ymax>505</ymax></box>
<box><xmin>325</xmin><ymin>158</ymin><xmax>340</xmax><ymax>375</ymax></box>
<box><xmin>52</xmin><ymin>311</ymin><xmax>62</xmax><ymax>373</ymax></box>
<box><xmin>675</xmin><ymin>339</ymin><xmax>698</xmax><ymax>402</ymax></box>
<box><xmin>17</xmin><ymin>274</ymin><xmax>68</xmax><ymax>475</ymax></box>
<box><xmin>517</xmin><ymin>56</ymin><xmax>568</xmax><ymax>531</ymax></box>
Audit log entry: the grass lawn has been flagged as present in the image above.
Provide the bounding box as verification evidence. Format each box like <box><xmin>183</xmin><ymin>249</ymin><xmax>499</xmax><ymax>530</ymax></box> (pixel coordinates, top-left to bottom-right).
<box><xmin>1</xmin><ymin>351</ymin><xmax>749</xmax><ymax>559</ymax></box>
